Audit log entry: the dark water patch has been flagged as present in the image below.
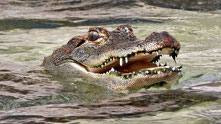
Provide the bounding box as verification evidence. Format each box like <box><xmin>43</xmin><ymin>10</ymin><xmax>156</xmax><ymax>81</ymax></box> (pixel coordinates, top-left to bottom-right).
<box><xmin>44</xmin><ymin>115</ymin><xmax>107</xmax><ymax>123</ymax></box>
<box><xmin>8</xmin><ymin>0</ymin><xmax>82</xmax><ymax>7</ymax></box>
<box><xmin>68</xmin><ymin>17</ymin><xmax>164</xmax><ymax>25</ymax></box>
<box><xmin>1</xmin><ymin>115</ymin><xmax>43</xmax><ymax>120</ymax></box>
<box><xmin>53</xmin><ymin>0</ymin><xmax>82</xmax><ymax>5</ymax></box>
<box><xmin>37</xmin><ymin>41</ymin><xmax>57</xmax><ymax>45</ymax></box>
<box><xmin>0</xmin><ymin>18</ymin><xmax>164</xmax><ymax>31</ymax></box>
<box><xmin>0</xmin><ymin>41</ymin><xmax>23</xmax><ymax>44</ymax></box>
<box><xmin>8</xmin><ymin>1</ymin><xmax>26</xmax><ymax>6</ymax></box>
<box><xmin>191</xmin><ymin>73</ymin><xmax>204</xmax><ymax>78</ymax></box>
<box><xmin>0</xmin><ymin>72</ymin><xmax>44</xmax><ymax>85</ymax></box>
<box><xmin>0</xmin><ymin>95</ymin><xmax>18</xmax><ymax>110</ymax></box>
<box><xmin>27</xmin><ymin>70</ymin><xmax>45</xmax><ymax>74</ymax></box>
<box><xmin>141</xmin><ymin>0</ymin><xmax>221</xmax><ymax>11</ymax></box>
<box><xmin>52</xmin><ymin>0</ymin><xmax>139</xmax><ymax>12</ymax></box>
<box><xmin>0</xmin><ymin>19</ymin><xmax>76</xmax><ymax>31</ymax></box>
<box><xmin>0</xmin><ymin>73</ymin><xmax>16</xmax><ymax>81</ymax></box>
<box><xmin>0</xmin><ymin>84</ymin><xmax>30</xmax><ymax>95</ymax></box>
<box><xmin>0</xmin><ymin>70</ymin><xmax>10</xmax><ymax>72</ymax></box>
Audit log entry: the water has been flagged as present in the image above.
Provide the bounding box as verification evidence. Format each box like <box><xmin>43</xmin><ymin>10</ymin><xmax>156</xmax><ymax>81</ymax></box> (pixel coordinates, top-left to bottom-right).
<box><xmin>0</xmin><ymin>1</ymin><xmax>221</xmax><ymax>123</ymax></box>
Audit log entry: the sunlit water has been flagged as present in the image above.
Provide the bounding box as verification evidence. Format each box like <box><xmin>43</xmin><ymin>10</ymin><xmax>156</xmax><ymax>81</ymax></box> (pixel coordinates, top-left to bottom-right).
<box><xmin>0</xmin><ymin>5</ymin><xmax>221</xmax><ymax>123</ymax></box>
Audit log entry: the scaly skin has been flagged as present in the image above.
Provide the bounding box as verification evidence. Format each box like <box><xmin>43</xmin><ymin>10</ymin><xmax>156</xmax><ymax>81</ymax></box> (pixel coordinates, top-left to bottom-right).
<box><xmin>42</xmin><ymin>25</ymin><xmax>181</xmax><ymax>90</ymax></box>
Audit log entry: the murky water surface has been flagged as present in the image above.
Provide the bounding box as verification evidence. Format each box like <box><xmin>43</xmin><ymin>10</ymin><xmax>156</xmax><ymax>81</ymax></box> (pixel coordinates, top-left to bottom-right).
<box><xmin>0</xmin><ymin>2</ymin><xmax>221</xmax><ymax>123</ymax></box>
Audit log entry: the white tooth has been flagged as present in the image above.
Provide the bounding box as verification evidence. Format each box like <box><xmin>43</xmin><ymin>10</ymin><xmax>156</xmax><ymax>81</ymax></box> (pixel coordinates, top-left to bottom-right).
<box><xmin>120</xmin><ymin>58</ymin><xmax>123</xmax><ymax>66</ymax></box>
<box><xmin>163</xmin><ymin>69</ymin><xmax>166</xmax><ymax>72</ymax></box>
<box><xmin>156</xmin><ymin>51</ymin><xmax>159</xmax><ymax>55</ymax></box>
<box><xmin>110</xmin><ymin>67</ymin><xmax>115</xmax><ymax>72</ymax></box>
<box><xmin>178</xmin><ymin>68</ymin><xmax>182</xmax><ymax>72</ymax></box>
<box><xmin>101</xmin><ymin>64</ymin><xmax>104</xmax><ymax>68</ymax></box>
<box><xmin>172</xmin><ymin>67</ymin><xmax>176</xmax><ymax>71</ymax></box>
<box><xmin>125</xmin><ymin>57</ymin><xmax>128</xmax><ymax>63</ymax></box>
<box><xmin>145</xmin><ymin>71</ymin><xmax>150</xmax><ymax>74</ymax></box>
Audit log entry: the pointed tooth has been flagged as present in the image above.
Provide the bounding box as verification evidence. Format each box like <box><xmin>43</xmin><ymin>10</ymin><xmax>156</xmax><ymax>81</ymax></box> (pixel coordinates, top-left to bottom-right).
<box><xmin>178</xmin><ymin>66</ymin><xmax>182</xmax><ymax>72</ymax></box>
<box><xmin>132</xmin><ymin>72</ymin><xmax>136</xmax><ymax>75</ymax></box>
<box><xmin>172</xmin><ymin>67</ymin><xmax>176</xmax><ymax>71</ymax></box>
<box><xmin>125</xmin><ymin>57</ymin><xmax>128</xmax><ymax>63</ymax></box>
<box><xmin>162</xmin><ymin>69</ymin><xmax>166</xmax><ymax>72</ymax></box>
<box><xmin>170</xmin><ymin>52</ymin><xmax>177</xmax><ymax>64</ymax></box>
<box><xmin>172</xmin><ymin>56</ymin><xmax>177</xmax><ymax>64</ymax></box>
<box><xmin>156</xmin><ymin>51</ymin><xmax>159</xmax><ymax>55</ymax></box>
<box><xmin>110</xmin><ymin>67</ymin><xmax>115</xmax><ymax>72</ymax></box>
<box><xmin>138</xmin><ymin>71</ymin><xmax>142</xmax><ymax>74</ymax></box>
<box><xmin>145</xmin><ymin>70</ymin><xmax>150</xmax><ymax>75</ymax></box>
<box><xmin>123</xmin><ymin>75</ymin><xmax>128</xmax><ymax>79</ymax></box>
<box><xmin>101</xmin><ymin>64</ymin><xmax>104</xmax><ymax>68</ymax></box>
<box><xmin>120</xmin><ymin>58</ymin><xmax>123</xmax><ymax>66</ymax></box>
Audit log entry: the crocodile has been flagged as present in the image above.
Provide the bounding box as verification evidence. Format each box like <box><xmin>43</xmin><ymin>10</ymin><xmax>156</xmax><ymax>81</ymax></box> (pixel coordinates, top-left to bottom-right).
<box><xmin>42</xmin><ymin>25</ymin><xmax>181</xmax><ymax>90</ymax></box>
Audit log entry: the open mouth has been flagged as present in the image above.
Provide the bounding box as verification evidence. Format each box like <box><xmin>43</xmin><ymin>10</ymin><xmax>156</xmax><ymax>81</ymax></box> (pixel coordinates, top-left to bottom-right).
<box><xmin>68</xmin><ymin>47</ymin><xmax>182</xmax><ymax>79</ymax></box>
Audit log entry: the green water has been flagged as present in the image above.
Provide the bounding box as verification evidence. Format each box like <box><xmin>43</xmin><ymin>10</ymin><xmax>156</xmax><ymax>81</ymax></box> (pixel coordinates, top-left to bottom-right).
<box><xmin>0</xmin><ymin>5</ymin><xmax>221</xmax><ymax>123</ymax></box>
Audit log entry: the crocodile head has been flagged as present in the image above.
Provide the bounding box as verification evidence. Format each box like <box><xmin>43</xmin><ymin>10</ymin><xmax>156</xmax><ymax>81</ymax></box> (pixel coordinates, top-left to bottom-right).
<box><xmin>42</xmin><ymin>25</ymin><xmax>181</xmax><ymax>90</ymax></box>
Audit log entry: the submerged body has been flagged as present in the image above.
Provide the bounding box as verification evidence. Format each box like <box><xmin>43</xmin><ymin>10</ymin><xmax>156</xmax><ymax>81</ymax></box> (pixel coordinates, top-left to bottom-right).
<box><xmin>43</xmin><ymin>25</ymin><xmax>181</xmax><ymax>90</ymax></box>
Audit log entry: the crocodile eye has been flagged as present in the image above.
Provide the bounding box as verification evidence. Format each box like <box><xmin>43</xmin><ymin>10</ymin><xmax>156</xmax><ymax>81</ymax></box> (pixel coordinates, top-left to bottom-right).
<box><xmin>88</xmin><ymin>31</ymin><xmax>99</xmax><ymax>41</ymax></box>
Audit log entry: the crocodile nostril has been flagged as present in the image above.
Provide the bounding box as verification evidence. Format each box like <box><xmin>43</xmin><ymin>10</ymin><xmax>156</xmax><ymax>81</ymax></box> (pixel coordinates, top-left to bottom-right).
<box><xmin>88</xmin><ymin>31</ymin><xmax>99</xmax><ymax>41</ymax></box>
<box><xmin>76</xmin><ymin>40</ymin><xmax>86</xmax><ymax>47</ymax></box>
